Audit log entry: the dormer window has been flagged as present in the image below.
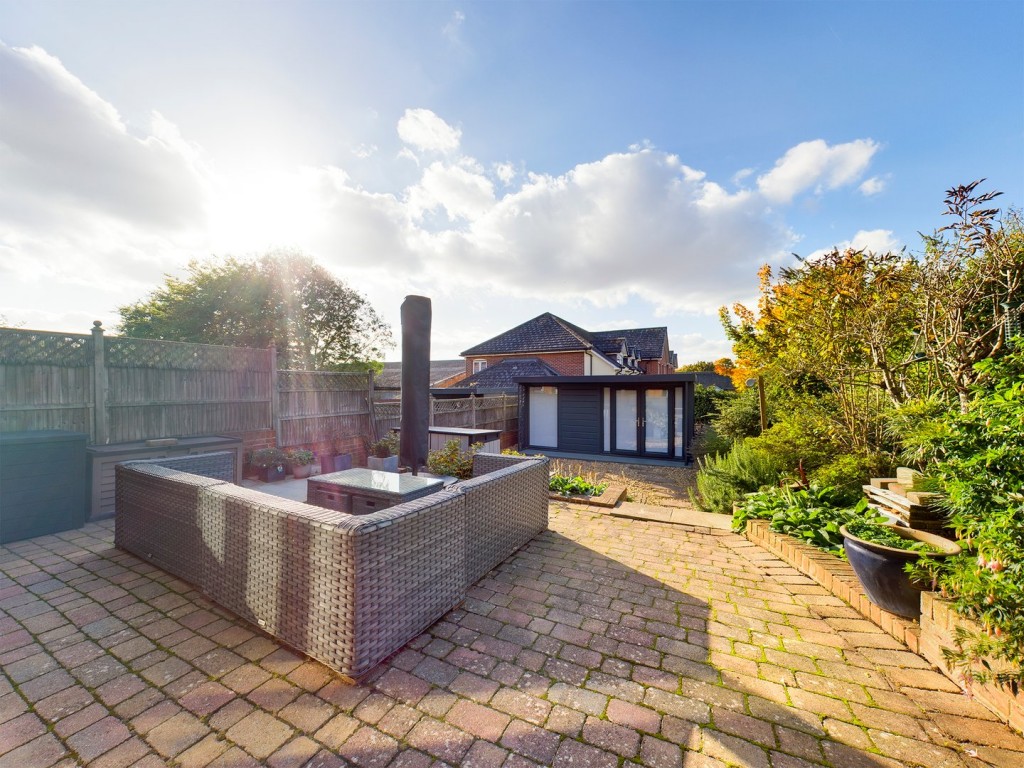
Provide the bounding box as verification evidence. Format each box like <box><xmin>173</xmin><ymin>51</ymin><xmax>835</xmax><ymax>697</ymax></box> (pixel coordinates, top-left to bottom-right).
<box><xmin>473</xmin><ymin>359</ymin><xmax>487</xmax><ymax>373</ymax></box>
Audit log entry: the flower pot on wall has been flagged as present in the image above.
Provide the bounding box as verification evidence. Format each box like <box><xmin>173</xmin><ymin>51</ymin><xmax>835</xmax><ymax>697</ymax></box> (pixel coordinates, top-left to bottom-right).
<box><xmin>367</xmin><ymin>455</ymin><xmax>399</xmax><ymax>472</ymax></box>
<box><xmin>840</xmin><ymin>524</ymin><xmax>960</xmax><ymax>618</ymax></box>
<box><xmin>291</xmin><ymin>464</ymin><xmax>314</xmax><ymax>479</ymax></box>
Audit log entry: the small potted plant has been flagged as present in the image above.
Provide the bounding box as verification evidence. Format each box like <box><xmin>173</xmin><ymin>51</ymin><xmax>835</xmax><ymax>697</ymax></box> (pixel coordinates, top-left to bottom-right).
<box><xmin>367</xmin><ymin>433</ymin><xmax>399</xmax><ymax>472</ymax></box>
<box><xmin>321</xmin><ymin>429</ymin><xmax>353</xmax><ymax>474</ymax></box>
<box><xmin>840</xmin><ymin>520</ymin><xmax>960</xmax><ymax>618</ymax></box>
<box><xmin>287</xmin><ymin>449</ymin><xmax>316</xmax><ymax>479</ymax></box>
<box><xmin>249</xmin><ymin>447</ymin><xmax>288</xmax><ymax>482</ymax></box>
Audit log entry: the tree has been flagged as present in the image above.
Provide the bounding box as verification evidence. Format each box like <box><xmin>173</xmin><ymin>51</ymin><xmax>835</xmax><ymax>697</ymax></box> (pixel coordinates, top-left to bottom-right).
<box><xmin>918</xmin><ymin>181</ymin><xmax>1024</xmax><ymax>409</ymax></box>
<box><xmin>677</xmin><ymin>360</ymin><xmax>716</xmax><ymax>372</ymax></box>
<box><xmin>118</xmin><ymin>251</ymin><xmax>393</xmax><ymax>370</ymax></box>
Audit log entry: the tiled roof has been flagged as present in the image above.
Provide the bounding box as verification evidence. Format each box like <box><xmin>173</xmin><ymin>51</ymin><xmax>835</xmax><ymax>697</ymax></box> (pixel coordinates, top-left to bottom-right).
<box><xmin>461</xmin><ymin>313</ymin><xmax>669</xmax><ymax>362</ymax></box>
<box><xmin>376</xmin><ymin>359</ymin><xmax>466</xmax><ymax>388</ymax></box>
<box><xmin>456</xmin><ymin>358</ymin><xmax>561</xmax><ymax>392</ymax></box>
<box><xmin>591</xmin><ymin>327</ymin><xmax>668</xmax><ymax>361</ymax></box>
<box><xmin>461</xmin><ymin>313</ymin><xmax>595</xmax><ymax>356</ymax></box>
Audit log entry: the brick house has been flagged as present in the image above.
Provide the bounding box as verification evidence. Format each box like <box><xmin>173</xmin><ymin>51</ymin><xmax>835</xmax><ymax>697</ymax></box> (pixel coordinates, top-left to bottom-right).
<box><xmin>450</xmin><ymin>314</ymin><xmax>694</xmax><ymax>462</ymax></box>
<box><xmin>454</xmin><ymin>313</ymin><xmax>676</xmax><ymax>391</ymax></box>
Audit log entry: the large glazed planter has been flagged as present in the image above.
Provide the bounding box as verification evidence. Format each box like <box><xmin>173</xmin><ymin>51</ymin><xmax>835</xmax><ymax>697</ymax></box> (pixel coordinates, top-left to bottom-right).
<box><xmin>840</xmin><ymin>524</ymin><xmax>960</xmax><ymax>619</ymax></box>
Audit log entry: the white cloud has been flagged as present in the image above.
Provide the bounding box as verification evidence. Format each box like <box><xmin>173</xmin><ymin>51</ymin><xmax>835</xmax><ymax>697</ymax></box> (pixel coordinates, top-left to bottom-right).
<box><xmin>396</xmin><ymin>108</ymin><xmax>461</xmax><ymax>154</ymax></box>
<box><xmin>352</xmin><ymin>143</ymin><xmax>378</xmax><ymax>159</ymax></box>
<box><xmin>859</xmin><ymin>175</ymin><xmax>886</xmax><ymax>196</ymax></box>
<box><xmin>0</xmin><ymin>44</ymin><xmax>208</xmax><ymax>231</ymax></box>
<box><xmin>672</xmin><ymin>332</ymin><xmax>735</xmax><ymax>365</ymax></box>
<box><xmin>757</xmin><ymin>139</ymin><xmax>879</xmax><ymax>203</ymax></box>
<box><xmin>406</xmin><ymin>161</ymin><xmax>495</xmax><ymax>222</ymax></box>
<box><xmin>494</xmin><ymin>161</ymin><xmax>517</xmax><ymax>185</ymax></box>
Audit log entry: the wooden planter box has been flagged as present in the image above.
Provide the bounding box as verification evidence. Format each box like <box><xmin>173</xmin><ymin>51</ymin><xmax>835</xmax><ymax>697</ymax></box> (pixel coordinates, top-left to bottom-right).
<box><xmin>920</xmin><ymin>593</ymin><xmax>1024</xmax><ymax>735</ymax></box>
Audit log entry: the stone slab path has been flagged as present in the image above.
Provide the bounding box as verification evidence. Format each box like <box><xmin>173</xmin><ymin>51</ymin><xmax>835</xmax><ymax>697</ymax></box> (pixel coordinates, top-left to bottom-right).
<box><xmin>2</xmin><ymin>507</ymin><xmax>1023</xmax><ymax>767</ymax></box>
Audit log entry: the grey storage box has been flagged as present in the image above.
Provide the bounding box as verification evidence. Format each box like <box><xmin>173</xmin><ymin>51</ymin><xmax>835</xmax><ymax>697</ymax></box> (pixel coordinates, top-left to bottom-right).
<box><xmin>88</xmin><ymin>435</ymin><xmax>243</xmax><ymax>521</ymax></box>
<box><xmin>1</xmin><ymin>430</ymin><xmax>88</xmax><ymax>544</ymax></box>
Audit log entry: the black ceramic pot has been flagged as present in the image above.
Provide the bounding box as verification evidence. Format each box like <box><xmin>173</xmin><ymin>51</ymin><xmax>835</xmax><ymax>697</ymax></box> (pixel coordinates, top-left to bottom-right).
<box><xmin>840</xmin><ymin>524</ymin><xmax>960</xmax><ymax>618</ymax></box>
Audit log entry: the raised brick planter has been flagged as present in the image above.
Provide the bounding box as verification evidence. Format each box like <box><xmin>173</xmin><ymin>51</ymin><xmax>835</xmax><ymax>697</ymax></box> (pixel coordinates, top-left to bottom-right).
<box><xmin>746</xmin><ymin>519</ymin><xmax>1024</xmax><ymax>736</ymax></box>
<box><xmin>744</xmin><ymin>520</ymin><xmax>921</xmax><ymax>650</ymax></box>
<box><xmin>920</xmin><ymin>592</ymin><xmax>1024</xmax><ymax>734</ymax></box>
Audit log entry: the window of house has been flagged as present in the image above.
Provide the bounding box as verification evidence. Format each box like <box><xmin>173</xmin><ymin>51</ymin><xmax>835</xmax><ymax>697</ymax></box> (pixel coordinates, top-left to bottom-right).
<box><xmin>473</xmin><ymin>359</ymin><xmax>487</xmax><ymax>373</ymax></box>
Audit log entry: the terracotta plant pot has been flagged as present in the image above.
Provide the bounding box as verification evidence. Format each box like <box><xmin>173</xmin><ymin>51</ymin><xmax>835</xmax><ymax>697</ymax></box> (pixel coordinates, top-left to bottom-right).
<box><xmin>840</xmin><ymin>524</ymin><xmax>960</xmax><ymax>619</ymax></box>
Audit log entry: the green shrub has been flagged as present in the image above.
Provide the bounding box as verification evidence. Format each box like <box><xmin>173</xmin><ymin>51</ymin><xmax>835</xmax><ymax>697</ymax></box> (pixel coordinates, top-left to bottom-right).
<box><xmin>843</xmin><ymin>520</ymin><xmax>940</xmax><ymax>553</ymax></box>
<box><xmin>691</xmin><ymin>424</ymin><xmax>732</xmax><ymax>458</ymax></box>
<box><xmin>249</xmin><ymin>447</ymin><xmax>287</xmax><ymax>468</ymax></box>
<box><xmin>692</xmin><ymin>439</ymin><xmax>782</xmax><ymax>514</ymax></box>
<box><xmin>733</xmin><ymin>485</ymin><xmax>887</xmax><ymax>556</ymax></box>
<box><xmin>711</xmin><ymin>388</ymin><xmax>763</xmax><ymax>441</ymax></box>
<box><xmin>809</xmin><ymin>453</ymin><xmax>888</xmax><ymax>506</ymax></box>
<box><xmin>694</xmin><ymin>385</ymin><xmax>733</xmax><ymax>423</ymax></box>
<box><xmin>427</xmin><ymin>439</ymin><xmax>479</xmax><ymax>479</ymax></box>
<box><xmin>927</xmin><ymin>348</ymin><xmax>1024</xmax><ymax>688</ymax></box>
<box><xmin>286</xmin><ymin>449</ymin><xmax>315</xmax><ymax>467</ymax></box>
<box><xmin>371</xmin><ymin>433</ymin><xmax>399</xmax><ymax>458</ymax></box>
<box><xmin>747</xmin><ymin>408</ymin><xmax>839</xmax><ymax>475</ymax></box>
<box><xmin>549</xmin><ymin>475</ymin><xmax>607</xmax><ymax>497</ymax></box>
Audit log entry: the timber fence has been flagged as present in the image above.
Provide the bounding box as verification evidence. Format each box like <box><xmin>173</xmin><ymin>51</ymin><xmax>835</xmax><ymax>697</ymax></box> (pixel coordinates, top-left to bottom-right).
<box><xmin>0</xmin><ymin>324</ymin><xmax>371</xmax><ymax>453</ymax></box>
<box><xmin>1</xmin><ymin>324</ymin><xmax>517</xmax><ymax>456</ymax></box>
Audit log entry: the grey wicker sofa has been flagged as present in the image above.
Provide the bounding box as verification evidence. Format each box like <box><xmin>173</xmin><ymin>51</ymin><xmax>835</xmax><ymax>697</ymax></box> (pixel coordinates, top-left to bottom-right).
<box><xmin>115</xmin><ymin>451</ymin><xmax>548</xmax><ymax>678</ymax></box>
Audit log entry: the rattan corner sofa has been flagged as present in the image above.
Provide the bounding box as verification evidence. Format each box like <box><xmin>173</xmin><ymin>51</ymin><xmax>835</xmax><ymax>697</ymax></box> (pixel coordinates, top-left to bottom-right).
<box><xmin>115</xmin><ymin>451</ymin><xmax>549</xmax><ymax>679</ymax></box>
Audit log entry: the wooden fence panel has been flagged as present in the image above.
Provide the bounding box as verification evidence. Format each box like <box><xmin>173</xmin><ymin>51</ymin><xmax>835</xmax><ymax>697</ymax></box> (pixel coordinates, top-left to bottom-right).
<box><xmin>277</xmin><ymin>371</ymin><xmax>372</xmax><ymax>449</ymax></box>
<box><xmin>104</xmin><ymin>337</ymin><xmax>274</xmax><ymax>443</ymax></box>
<box><xmin>0</xmin><ymin>329</ymin><xmax>94</xmax><ymax>438</ymax></box>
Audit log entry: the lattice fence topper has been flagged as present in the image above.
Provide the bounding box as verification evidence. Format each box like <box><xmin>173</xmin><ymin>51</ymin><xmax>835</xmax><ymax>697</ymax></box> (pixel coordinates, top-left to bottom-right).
<box><xmin>279</xmin><ymin>370</ymin><xmax>370</xmax><ymax>391</ymax></box>
<box><xmin>0</xmin><ymin>328</ymin><xmax>92</xmax><ymax>367</ymax></box>
<box><xmin>433</xmin><ymin>399</ymin><xmax>470</xmax><ymax>415</ymax></box>
<box><xmin>105</xmin><ymin>336</ymin><xmax>272</xmax><ymax>371</ymax></box>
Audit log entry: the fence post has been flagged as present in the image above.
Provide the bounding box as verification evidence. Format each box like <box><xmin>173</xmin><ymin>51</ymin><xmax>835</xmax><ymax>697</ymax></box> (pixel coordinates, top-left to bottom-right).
<box><xmin>367</xmin><ymin>370</ymin><xmax>377</xmax><ymax>442</ymax></box>
<box><xmin>471</xmin><ymin>396</ymin><xmax>477</xmax><ymax>428</ymax></box>
<box><xmin>91</xmin><ymin>321</ymin><xmax>109</xmax><ymax>445</ymax></box>
<box><xmin>429</xmin><ymin>395</ymin><xmax>435</xmax><ymax>426</ymax></box>
<box><xmin>269</xmin><ymin>346</ymin><xmax>280</xmax><ymax>447</ymax></box>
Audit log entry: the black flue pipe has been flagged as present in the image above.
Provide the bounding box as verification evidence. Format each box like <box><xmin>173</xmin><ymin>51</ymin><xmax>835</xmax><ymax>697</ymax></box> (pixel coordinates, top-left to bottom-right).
<box><xmin>399</xmin><ymin>296</ymin><xmax>431</xmax><ymax>474</ymax></box>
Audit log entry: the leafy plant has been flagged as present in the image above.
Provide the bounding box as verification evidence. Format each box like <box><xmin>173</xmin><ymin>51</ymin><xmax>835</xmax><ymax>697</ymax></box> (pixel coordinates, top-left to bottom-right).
<box><xmin>808</xmin><ymin>452</ymin><xmax>889</xmax><ymax>506</ymax></box>
<box><xmin>371</xmin><ymin>433</ymin><xmax>399</xmax><ymax>458</ymax></box>
<box><xmin>842</xmin><ymin>520</ymin><xmax>940</xmax><ymax>553</ymax></box>
<box><xmin>928</xmin><ymin>346</ymin><xmax>1024</xmax><ymax>688</ymax></box>
<box><xmin>427</xmin><ymin>439</ymin><xmax>480</xmax><ymax>480</ymax></box>
<box><xmin>694</xmin><ymin>385</ymin><xmax>733</xmax><ymax>423</ymax></box>
<box><xmin>711</xmin><ymin>388</ymin><xmax>763</xmax><ymax>441</ymax></box>
<box><xmin>549</xmin><ymin>475</ymin><xmax>607</xmax><ymax>497</ymax></box>
<box><xmin>733</xmin><ymin>485</ymin><xmax>887</xmax><ymax>556</ymax></box>
<box><xmin>249</xmin><ymin>447</ymin><xmax>287</xmax><ymax>469</ymax></box>
<box><xmin>692</xmin><ymin>439</ymin><xmax>781</xmax><ymax>514</ymax></box>
<box><xmin>286</xmin><ymin>449</ymin><xmax>315</xmax><ymax>467</ymax></box>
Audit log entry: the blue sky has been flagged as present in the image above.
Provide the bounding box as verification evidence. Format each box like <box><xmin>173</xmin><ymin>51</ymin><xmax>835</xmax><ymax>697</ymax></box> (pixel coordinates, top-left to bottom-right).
<box><xmin>1</xmin><ymin>1</ymin><xmax>1021</xmax><ymax>362</ymax></box>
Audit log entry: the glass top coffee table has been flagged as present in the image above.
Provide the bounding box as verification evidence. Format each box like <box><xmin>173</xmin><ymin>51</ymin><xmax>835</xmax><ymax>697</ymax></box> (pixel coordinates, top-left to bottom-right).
<box><xmin>306</xmin><ymin>468</ymin><xmax>444</xmax><ymax>515</ymax></box>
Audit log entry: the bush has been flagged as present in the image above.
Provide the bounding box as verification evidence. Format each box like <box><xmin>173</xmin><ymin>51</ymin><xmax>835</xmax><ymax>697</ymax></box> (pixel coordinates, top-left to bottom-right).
<box><xmin>692</xmin><ymin>439</ymin><xmax>782</xmax><ymax>514</ymax></box>
<box><xmin>427</xmin><ymin>439</ymin><xmax>479</xmax><ymax>480</ymax></box>
<box><xmin>809</xmin><ymin>453</ymin><xmax>888</xmax><ymax>506</ymax></box>
<box><xmin>249</xmin><ymin>447</ymin><xmax>287</xmax><ymax>469</ymax></box>
<box><xmin>928</xmin><ymin>348</ymin><xmax>1024</xmax><ymax>687</ymax></box>
<box><xmin>371</xmin><ymin>433</ymin><xmax>399</xmax><ymax>458</ymax></box>
<box><xmin>746</xmin><ymin>407</ymin><xmax>839</xmax><ymax>476</ymax></box>
<box><xmin>733</xmin><ymin>485</ymin><xmax>887</xmax><ymax>556</ymax></box>
<box><xmin>712</xmin><ymin>388</ymin><xmax>763</xmax><ymax>441</ymax></box>
<box><xmin>694</xmin><ymin>385</ymin><xmax>733</xmax><ymax>423</ymax></box>
<box><xmin>691</xmin><ymin>424</ymin><xmax>732</xmax><ymax>458</ymax></box>
<box><xmin>286</xmin><ymin>449</ymin><xmax>315</xmax><ymax>467</ymax></box>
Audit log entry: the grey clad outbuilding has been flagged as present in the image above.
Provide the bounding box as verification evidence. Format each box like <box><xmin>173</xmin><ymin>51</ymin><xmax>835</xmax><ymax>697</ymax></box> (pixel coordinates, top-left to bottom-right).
<box><xmin>517</xmin><ymin>374</ymin><xmax>697</xmax><ymax>463</ymax></box>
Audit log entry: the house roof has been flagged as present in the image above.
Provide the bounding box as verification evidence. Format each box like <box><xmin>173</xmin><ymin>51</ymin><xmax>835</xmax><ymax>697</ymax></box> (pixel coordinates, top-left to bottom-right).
<box><xmin>461</xmin><ymin>313</ymin><xmax>669</xmax><ymax>362</ymax></box>
<box><xmin>456</xmin><ymin>357</ymin><xmax>562</xmax><ymax>393</ymax></box>
<box><xmin>375</xmin><ymin>359</ymin><xmax>465</xmax><ymax>389</ymax></box>
<box><xmin>592</xmin><ymin>327</ymin><xmax>668</xmax><ymax>361</ymax></box>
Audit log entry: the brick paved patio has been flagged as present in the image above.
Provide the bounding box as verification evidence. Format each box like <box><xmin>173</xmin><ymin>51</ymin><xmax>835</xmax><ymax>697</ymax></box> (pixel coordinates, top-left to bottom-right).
<box><xmin>2</xmin><ymin>506</ymin><xmax>1023</xmax><ymax>767</ymax></box>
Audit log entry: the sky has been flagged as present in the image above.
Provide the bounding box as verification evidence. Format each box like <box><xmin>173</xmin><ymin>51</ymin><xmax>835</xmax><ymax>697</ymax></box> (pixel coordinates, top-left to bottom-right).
<box><xmin>1</xmin><ymin>1</ymin><xmax>1022</xmax><ymax>363</ymax></box>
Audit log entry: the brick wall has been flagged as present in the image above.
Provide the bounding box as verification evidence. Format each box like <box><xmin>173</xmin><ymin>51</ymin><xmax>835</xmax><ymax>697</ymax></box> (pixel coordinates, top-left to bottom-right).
<box><xmin>465</xmin><ymin>352</ymin><xmax>585</xmax><ymax>377</ymax></box>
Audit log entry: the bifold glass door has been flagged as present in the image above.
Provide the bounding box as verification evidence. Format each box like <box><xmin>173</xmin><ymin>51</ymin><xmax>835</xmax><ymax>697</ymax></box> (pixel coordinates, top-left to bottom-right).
<box><xmin>610</xmin><ymin>387</ymin><xmax>672</xmax><ymax>457</ymax></box>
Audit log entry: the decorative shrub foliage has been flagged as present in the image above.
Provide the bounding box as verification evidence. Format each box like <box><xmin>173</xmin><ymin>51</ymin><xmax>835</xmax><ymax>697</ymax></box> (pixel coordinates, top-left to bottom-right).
<box><xmin>711</xmin><ymin>388</ymin><xmax>763</xmax><ymax>441</ymax></box>
<box><xmin>692</xmin><ymin>439</ymin><xmax>781</xmax><ymax>514</ymax></box>
<box><xmin>426</xmin><ymin>439</ymin><xmax>479</xmax><ymax>479</ymax></box>
<box><xmin>929</xmin><ymin>348</ymin><xmax>1024</xmax><ymax>687</ymax></box>
<box><xmin>808</xmin><ymin>453</ymin><xmax>889</xmax><ymax>506</ymax></box>
<box><xmin>549</xmin><ymin>475</ymin><xmax>607</xmax><ymax>497</ymax></box>
<box><xmin>371</xmin><ymin>433</ymin><xmax>399</xmax><ymax>458</ymax></box>
<box><xmin>694</xmin><ymin>385</ymin><xmax>733</xmax><ymax>423</ymax></box>
<box><xmin>733</xmin><ymin>485</ymin><xmax>886</xmax><ymax>556</ymax></box>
